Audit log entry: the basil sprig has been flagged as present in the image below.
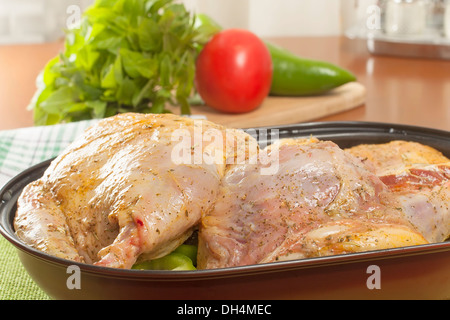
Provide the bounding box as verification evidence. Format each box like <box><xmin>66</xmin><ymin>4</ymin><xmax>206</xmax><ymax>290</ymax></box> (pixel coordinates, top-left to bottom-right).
<box><xmin>30</xmin><ymin>0</ymin><xmax>218</xmax><ymax>125</ymax></box>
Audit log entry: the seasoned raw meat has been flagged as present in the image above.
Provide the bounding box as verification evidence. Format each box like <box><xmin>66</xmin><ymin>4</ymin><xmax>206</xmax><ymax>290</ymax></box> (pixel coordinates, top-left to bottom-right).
<box><xmin>382</xmin><ymin>164</ymin><xmax>450</xmax><ymax>243</ymax></box>
<box><xmin>198</xmin><ymin>139</ymin><xmax>428</xmax><ymax>269</ymax></box>
<box><xmin>346</xmin><ymin>140</ymin><xmax>449</xmax><ymax>176</ymax></box>
<box><xmin>15</xmin><ymin>116</ymin><xmax>446</xmax><ymax>271</ymax></box>
<box><xmin>347</xmin><ymin>141</ymin><xmax>450</xmax><ymax>243</ymax></box>
<box><xmin>14</xmin><ymin>113</ymin><xmax>257</xmax><ymax>268</ymax></box>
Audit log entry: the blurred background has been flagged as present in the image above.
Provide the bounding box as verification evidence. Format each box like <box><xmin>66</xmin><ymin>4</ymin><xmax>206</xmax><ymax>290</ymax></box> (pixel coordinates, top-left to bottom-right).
<box><xmin>0</xmin><ymin>0</ymin><xmax>92</xmax><ymax>44</ymax></box>
<box><xmin>0</xmin><ymin>0</ymin><xmax>374</xmax><ymax>44</ymax></box>
<box><xmin>3</xmin><ymin>0</ymin><xmax>448</xmax><ymax>44</ymax></box>
<box><xmin>0</xmin><ymin>0</ymin><xmax>449</xmax><ymax>130</ymax></box>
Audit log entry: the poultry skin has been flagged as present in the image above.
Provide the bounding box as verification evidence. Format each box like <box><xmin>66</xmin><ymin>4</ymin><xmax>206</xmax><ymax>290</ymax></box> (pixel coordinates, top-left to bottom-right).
<box><xmin>198</xmin><ymin>138</ymin><xmax>428</xmax><ymax>269</ymax></box>
<box><xmin>346</xmin><ymin>141</ymin><xmax>450</xmax><ymax>243</ymax></box>
<box><xmin>14</xmin><ymin>113</ymin><xmax>257</xmax><ymax>268</ymax></box>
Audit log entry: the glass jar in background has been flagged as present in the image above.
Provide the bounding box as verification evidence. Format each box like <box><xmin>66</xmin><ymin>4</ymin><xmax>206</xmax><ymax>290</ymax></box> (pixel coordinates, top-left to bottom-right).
<box><xmin>384</xmin><ymin>0</ymin><xmax>430</xmax><ymax>36</ymax></box>
<box><xmin>426</xmin><ymin>0</ymin><xmax>445</xmax><ymax>31</ymax></box>
<box><xmin>445</xmin><ymin>0</ymin><xmax>450</xmax><ymax>37</ymax></box>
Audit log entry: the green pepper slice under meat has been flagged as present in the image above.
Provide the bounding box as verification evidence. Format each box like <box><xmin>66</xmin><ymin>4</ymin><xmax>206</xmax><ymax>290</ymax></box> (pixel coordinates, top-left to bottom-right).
<box><xmin>132</xmin><ymin>245</ymin><xmax>197</xmax><ymax>271</ymax></box>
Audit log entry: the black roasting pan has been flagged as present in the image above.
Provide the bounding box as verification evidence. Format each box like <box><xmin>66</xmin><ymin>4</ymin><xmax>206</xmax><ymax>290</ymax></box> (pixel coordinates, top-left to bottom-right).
<box><xmin>0</xmin><ymin>121</ymin><xmax>449</xmax><ymax>300</ymax></box>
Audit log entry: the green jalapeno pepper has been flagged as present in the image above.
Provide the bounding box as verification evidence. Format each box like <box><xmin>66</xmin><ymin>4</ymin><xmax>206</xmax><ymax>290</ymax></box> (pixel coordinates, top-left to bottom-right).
<box><xmin>266</xmin><ymin>42</ymin><xmax>357</xmax><ymax>96</ymax></box>
<box><xmin>173</xmin><ymin>244</ymin><xmax>198</xmax><ymax>266</ymax></box>
<box><xmin>132</xmin><ymin>244</ymin><xmax>197</xmax><ymax>271</ymax></box>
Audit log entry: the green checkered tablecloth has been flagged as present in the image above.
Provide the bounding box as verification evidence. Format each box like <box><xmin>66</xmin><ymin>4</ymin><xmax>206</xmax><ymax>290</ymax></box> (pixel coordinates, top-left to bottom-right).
<box><xmin>0</xmin><ymin>120</ymin><xmax>98</xmax><ymax>300</ymax></box>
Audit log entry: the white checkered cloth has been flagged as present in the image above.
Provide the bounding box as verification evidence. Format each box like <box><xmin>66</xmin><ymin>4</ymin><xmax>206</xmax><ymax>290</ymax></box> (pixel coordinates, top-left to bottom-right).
<box><xmin>0</xmin><ymin>120</ymin><xmax>99</xmax><ymax>188</ymax></box>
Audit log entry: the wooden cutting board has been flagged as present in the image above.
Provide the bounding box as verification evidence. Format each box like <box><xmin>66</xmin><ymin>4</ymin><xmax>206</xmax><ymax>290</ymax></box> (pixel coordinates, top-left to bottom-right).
<box><xmin>182</xmin><ymin>82</ymin><xmax>366</xmax><ymax>128</ymax></box>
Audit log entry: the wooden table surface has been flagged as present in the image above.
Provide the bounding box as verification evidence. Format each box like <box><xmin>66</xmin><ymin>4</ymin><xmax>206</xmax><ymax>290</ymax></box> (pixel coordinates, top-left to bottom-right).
<box><xmin>0</xmin><ymin>36</ymin><xmax>449</xmax><ymax>131</ymax></box>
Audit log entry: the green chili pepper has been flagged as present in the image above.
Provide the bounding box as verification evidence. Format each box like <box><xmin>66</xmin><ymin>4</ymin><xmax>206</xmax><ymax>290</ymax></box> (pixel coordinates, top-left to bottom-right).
<box><xmin>131</xmin><ymin>244</ymin><xmax>198</xmax><ymax>271</ymax></box>
<box><xmin>266</xmin><ymin>42</ymin><xmax>357</xmax><ymax>96</ymax></box>
<box><xmin>173</xmin><ymin>244</ymin><xmax>198</xmax><ymax>266</ymax></box>
<box><xmin>132</xmin><ymin>252</ymin><xmax>196</xmax><ymax>271</ymax></box>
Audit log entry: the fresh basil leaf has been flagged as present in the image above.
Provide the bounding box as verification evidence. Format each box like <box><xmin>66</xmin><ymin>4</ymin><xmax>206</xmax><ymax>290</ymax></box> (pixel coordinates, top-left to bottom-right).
<box><xmin>67</xmin><ymin>102</ymin><xmax>89</xmax><ymax>113</ymax></box>
<box><xmin>39</xmin><ymin>87</ymin><xmax>77</xmax><ymax>114</ymax></box>
<box><xmin>137</xmin><ymin>18</ymin><xmax>161</xmax><ymax>52</ymax></box>
<box><xmin>159</xmin><ymin>53</ymin><xmax>172</xmax><ymax>87</ymax></box>
<box><xmin>101</xmin><ymin>55</ymin><xmax>122</xmax><ymax>89</ymax></box>
<box><xmin>91</xmin><ymin>32</ymin><xmax>124</xmax><ymax>51</ymax></box>
<box><xmin>76</xmin><ymin>45</ymin><xmax>101</xmax><ymax>71</ymax></box>
<box><xmin>101</xmin><ymin>64</ymin><xmax>117</xmax><ymax>89</ymax></box>
<box><xmin>145</xmin><ymin>0</ymin><xmax>168</xmax><ymax>15</ymax></box>
<box><xmin>42</xmin><ymin>56</ymin><xmax>61</xmax><ymax>86</ymax></box>
<box><xmin>132</xmin><ymin>78</ymin><xmax>153</xmax><ymax>107</ymax></box>
<box><xmin>87</xmin><ymin>100</ymin><xmax>107</xmax><ymax>118</ymax></box>
<box><xmin>120</xmin><ymin>48</ymin><xmax>156</xmax><ymax>79</ymax></box>
<box><xmin>116</xmin><ymin>76</ymin><xmax>137</xmax><ymax>105</ymax></box>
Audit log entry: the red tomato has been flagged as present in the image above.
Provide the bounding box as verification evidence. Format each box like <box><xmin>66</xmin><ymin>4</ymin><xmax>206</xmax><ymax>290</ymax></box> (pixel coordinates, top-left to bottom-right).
<box><xmin>195</xmin><ymin>29</ymin><xmax>273</xmax><ymax>113</ymax></box>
